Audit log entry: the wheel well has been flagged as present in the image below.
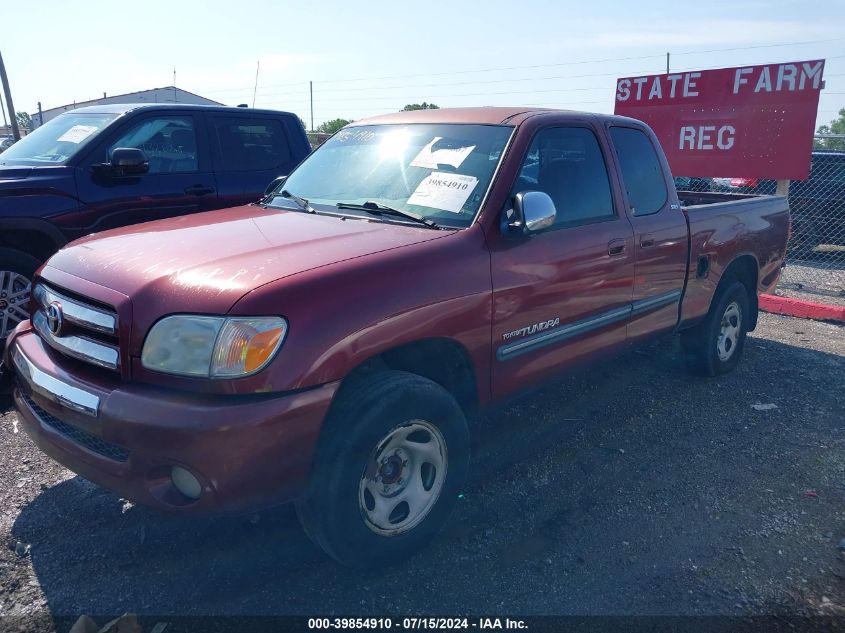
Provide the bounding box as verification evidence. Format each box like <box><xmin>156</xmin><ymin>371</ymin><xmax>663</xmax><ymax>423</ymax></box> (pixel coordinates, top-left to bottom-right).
<box><xmin>719</xmin><ymin>255</ymin><xmax>759</xmax><ymax>331</ymax></box>
<box><xmin>0</xmin><ymin>230</ymin><xmax>59</xmax><ymax>263</ymax></box>
<box><xmin>340</xmin><ymin>339</ymin><xmax>479</xmax><ymax>419</ymax></box>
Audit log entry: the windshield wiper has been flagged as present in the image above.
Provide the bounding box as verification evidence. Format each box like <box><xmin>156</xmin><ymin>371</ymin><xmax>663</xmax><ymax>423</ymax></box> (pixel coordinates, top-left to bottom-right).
<box><xmin>335</xmin><ymin>201</ymin><xmax>439</xmax><ymax>229</ymax></box>
<box><xmin>276</xmin><ymin>189</ymin><xmax>316</xmax><ymax>213</ymax></box>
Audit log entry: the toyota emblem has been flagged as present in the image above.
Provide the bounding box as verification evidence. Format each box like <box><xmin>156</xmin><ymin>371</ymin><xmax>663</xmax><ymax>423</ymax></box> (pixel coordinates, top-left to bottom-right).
<box><xmin>46</xmin><ymin>301</ymin><xmax>64</xmax><ymax>336</ymax></box>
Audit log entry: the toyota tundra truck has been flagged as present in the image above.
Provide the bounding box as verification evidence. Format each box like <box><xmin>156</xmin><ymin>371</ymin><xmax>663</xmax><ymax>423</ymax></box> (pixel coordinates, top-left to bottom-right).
<box><xmin>2</xmin><ymin>107</ymin><xmax>790</xmax><ymax>566</ymax></box>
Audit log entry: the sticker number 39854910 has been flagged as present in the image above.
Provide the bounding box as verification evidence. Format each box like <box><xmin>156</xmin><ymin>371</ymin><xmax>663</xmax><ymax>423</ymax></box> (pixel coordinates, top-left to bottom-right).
<box><xmin>407</xmin><ymin>172</ymin><xmax>479</xmax><ymax>213</ymax></box>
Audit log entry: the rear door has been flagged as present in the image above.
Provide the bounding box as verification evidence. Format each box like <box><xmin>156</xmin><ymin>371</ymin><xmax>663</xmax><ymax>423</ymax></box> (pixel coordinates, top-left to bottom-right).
<box><xmin>74</xmin><ymin>112</ymin><xmax>218</xmax><ymax>232</ymax></box>
<box><xmin>607</xmin><ymin>125</ymin><xmax>688</xmax><ymax>343</ymax></box>
<box><xmin>489</xmin><ymin>121</ymin><xmax>635</xmax><ymax>398</ymax></box>
<box><xmin>208</xmin><ymin>114</ymin><xmax>300</xmax><ymax>207</ymax></box>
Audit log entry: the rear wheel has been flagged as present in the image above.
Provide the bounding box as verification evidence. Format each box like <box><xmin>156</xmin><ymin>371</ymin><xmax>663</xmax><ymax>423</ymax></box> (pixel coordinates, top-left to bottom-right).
<box><xmin>0</xmin><ymin>248</ymin><xmax>39</xmax><ymax>346</ymax></box>
<box><xmin>681</xmin><ymin>280</ymin><xmax>751</xmax><ymax>377</ymax></box>
<box><xmin>296</xmin><ymin>371</ymin><xmax>469</xmax><ymax>567</ymax></box>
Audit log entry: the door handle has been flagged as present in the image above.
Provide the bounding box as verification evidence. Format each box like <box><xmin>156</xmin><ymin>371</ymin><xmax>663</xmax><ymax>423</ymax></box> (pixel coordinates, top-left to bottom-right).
<box><xmin>607</xmin><ymin>239</ymin><xmax>626</xmax><ymax>256</ymax></box>
<box><xmin>640</xmin><ymin>235</ymin><xmax>655</xmax><ymax>248</ymax></box>
<box><xmin>184</xmin><ymin>185</ymin><xmax>216</xmax><ymax>196</ymax></box>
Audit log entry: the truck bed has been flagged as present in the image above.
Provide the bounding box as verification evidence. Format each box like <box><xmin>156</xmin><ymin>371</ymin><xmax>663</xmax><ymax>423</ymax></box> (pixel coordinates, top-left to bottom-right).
<box><xmin>676</xmin><ymin>191</ymin><xmax>791</xmax><ymax>328</ymax></box>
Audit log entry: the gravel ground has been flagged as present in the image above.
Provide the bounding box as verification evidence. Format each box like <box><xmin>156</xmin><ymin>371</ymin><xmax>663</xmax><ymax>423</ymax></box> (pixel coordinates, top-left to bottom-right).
<box><xmin>779</xmin><ymin>258</ymin><xmax>845</xmax><ymax>307</ymax></box>
<box><xmin>1</xmin><ymin>313</ymin><xmax>844</xmax><ymax>632</ymax></box>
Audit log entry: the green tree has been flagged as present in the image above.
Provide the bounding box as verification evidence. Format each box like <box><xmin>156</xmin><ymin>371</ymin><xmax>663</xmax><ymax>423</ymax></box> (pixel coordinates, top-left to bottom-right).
<box><xmin>316</xmin><ymin>118</ymin><xmax>351</xmax><ymax>134</ymax></box>
<box><xmin>402</xmin><ymin>102</ymin><xmax>439</xmax><ymax>111</ymax></box>
<box><xmin>814</xmin><ymin>107</ymin><xmax>845</xmax><ymax>150</ymax></box>
<box><xmin>16</xmin><ymin>111</ymin><xmax>31</xmax><ymax>130</ymax></box>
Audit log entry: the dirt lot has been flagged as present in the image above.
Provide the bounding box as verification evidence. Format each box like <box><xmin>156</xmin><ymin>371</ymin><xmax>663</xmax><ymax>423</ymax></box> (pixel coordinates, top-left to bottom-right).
<box><xmin>778</xmin><ymin>258</ymin><xmax>845</xmax><ymax>307</ymax></box>
<box><xmin>1</xmin><ymin>313</ymin><xmax>843</xmax><ymax>632</ymax></box>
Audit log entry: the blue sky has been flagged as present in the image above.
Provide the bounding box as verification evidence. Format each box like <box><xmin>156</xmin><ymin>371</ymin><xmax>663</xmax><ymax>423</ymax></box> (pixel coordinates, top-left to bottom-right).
<box><xmin>3</xmin><ymin>0</ymin><xmax>844</xmax><ymax>129</ymax></box>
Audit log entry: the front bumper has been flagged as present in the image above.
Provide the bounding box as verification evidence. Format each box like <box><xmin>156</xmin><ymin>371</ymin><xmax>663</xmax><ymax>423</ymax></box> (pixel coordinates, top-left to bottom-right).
<box><xmin>6</xmin><ymin>326</ymin><xmax>339</xmax><ymax>514</ymax></box>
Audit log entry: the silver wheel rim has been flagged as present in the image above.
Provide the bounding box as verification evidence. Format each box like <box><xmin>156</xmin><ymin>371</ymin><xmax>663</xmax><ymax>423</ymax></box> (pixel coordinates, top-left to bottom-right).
<box><xmin>0</xmin><ymin>271</ymin><xmax>32</xmax><ymax>339</ymax></box>
<box><xmin>716</xmin><ymin>301</ymin><xmax>742</xmax><ymax>362</ymax></box>
<box><xmin>359</xmin><ymin>420</ymin><xmax>448</xmax><ymax>536</ymax></box>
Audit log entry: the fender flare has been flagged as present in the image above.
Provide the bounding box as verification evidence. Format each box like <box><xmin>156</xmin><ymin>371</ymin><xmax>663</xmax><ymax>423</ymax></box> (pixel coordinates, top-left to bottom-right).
<box><xmin>0</xmin><ymin>218</ymin><xmax>68</xmax><ymax>251</ymax></box>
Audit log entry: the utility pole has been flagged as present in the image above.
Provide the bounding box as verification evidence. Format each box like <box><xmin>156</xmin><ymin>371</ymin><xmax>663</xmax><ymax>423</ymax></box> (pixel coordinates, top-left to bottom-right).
<box><xmin>0</xmin><ymin>89</ymin><xmax>7</xmax><ymax>128</ymax></box>
<box><xmin>0</xmin><ymin>49</ymin><xmax>21</xmax><ymax>140</ymax></box>
<box><xmin>666</xmin><ymin>52</ymin><xmax>670</xmax><ymax>74</ymax></box>
<box><xmin>37</xmin><ymin>101</ymin><xmax>43</xmax><ymax>129</ymax></box>
<box><xmin>309</xmin><ymin>81</ymin><xmax>314</xmax><ymax>132</ymax></box>
<box><xmin>252</xmin><ymin>60</ymin><xmax>260</xmax><ymax>108</ymax></box>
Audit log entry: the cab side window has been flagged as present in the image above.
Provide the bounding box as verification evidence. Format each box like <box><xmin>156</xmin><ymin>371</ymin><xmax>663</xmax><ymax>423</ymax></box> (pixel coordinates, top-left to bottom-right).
<box><xmin>513</xmin><ymin>127</ymin><xmax>615</xmax><ymax>228</ymax></box>
<box><xmin>213</xmin><ymin>117</ymin><xmax>291</xmax><ymax>171</ymax></box>
<box><xmin>609</xmin><ymin>127</ymin><xmax>667</xmax><ymax>216</ymax></box>
<box><xmin>107</xmin><ymin>116</ymin><xmax>197</xmax><ymax>173</ymax></box>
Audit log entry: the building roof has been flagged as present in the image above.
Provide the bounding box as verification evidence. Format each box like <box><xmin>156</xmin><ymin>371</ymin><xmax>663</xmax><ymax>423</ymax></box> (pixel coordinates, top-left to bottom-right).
<box><xmin>38</xmin><ymin>86</ymin><xmax>223</xmax><ymax>116</ymax></box>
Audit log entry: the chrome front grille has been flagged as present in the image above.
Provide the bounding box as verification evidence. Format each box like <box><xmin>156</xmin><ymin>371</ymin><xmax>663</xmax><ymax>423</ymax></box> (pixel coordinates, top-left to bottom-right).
<box><xmin>31</xmin><ymin>284</ymin><xmax>120</xmax><ymax>371</ymax></box>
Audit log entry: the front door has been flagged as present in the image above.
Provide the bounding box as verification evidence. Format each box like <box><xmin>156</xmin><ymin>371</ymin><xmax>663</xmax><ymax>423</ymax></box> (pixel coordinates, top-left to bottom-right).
<box><xmin>73</xmin><ymin>113</ymin><xmax>218</xmax><ymax>234</ymax></box>
<box><xmin>490</xmin><ymin>123</ymin><xmax>635</xmax><ymax>398</ymax></box>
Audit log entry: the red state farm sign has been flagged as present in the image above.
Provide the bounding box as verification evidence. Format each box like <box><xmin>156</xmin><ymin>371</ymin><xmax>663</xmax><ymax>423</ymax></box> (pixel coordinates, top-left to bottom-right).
<box><xmin>613</xmin><ymin>60</ymin><xmax>825</xmax><ymax>180</ymax></box>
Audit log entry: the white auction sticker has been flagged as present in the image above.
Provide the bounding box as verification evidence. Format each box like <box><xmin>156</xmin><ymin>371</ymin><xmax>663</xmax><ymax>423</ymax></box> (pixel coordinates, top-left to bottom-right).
<box><xmin>410</xmin><ymin>137</ymin><xmax>476</xmax><ymax>170</ymax></box>
<box><xmin>57</xmin><ymin>125</ymin><xmax>99</xmax><ymax>144</ymax></box>
<box><xmin>407</xmin><ymin>172</ymin><xmax>478</xmax><ymax>213</ymax></box>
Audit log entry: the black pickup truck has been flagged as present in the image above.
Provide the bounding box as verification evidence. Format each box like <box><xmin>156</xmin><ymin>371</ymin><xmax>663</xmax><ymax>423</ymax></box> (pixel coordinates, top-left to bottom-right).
<box><xmin>0</xmin><ymin>103</ymin><xmax>310</xmax><ymax>342</ymax></box>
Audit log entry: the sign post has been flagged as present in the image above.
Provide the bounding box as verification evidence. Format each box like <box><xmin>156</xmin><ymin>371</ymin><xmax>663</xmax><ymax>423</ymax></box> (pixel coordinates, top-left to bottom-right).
<box><xmin>614</xmin><ymin>60</ymin><xmax>825</xmax><ymax>181</ymax></box>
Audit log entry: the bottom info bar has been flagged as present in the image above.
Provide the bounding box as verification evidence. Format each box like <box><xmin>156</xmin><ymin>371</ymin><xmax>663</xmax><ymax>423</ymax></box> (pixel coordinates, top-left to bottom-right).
<box><xmin>48</xmin><ymin>615</ymin><xmax>845</xmax><ymax>633</ymax></box>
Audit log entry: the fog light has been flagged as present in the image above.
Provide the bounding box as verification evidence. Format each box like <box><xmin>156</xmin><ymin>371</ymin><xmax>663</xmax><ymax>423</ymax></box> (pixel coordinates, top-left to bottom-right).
<box><xmin>171</xmin><ymin>466</ymin><xmax>202</xmax><ymax>500</ymax></box>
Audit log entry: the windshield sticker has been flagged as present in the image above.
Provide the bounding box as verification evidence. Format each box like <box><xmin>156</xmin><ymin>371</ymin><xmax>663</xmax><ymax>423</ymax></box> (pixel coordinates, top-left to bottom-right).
<box><xmin>334</xmin><ymin>129</ymin><xmax>376</xmax><ymax>143</ymax></box>
<box><xmin>57</xmin><ymin>125</ymin><xmax>99</xmax><ymax>144</ymax></box>
<box><xmin>410</xmin><ymin>137</ymin><xmax>476</xmax><ymax>169</ymax></box>
<box><xmin>407</xmin><ymin>172</ymin><xmax>478</xmax><ymax>213</ymax></box>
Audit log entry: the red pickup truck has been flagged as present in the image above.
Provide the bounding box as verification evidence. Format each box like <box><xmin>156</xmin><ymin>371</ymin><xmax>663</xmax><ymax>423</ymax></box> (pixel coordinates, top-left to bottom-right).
<box><xmin>3</xmin><ymin>107</ymin><xmax>789</xmax><ymax>567</ymax></box>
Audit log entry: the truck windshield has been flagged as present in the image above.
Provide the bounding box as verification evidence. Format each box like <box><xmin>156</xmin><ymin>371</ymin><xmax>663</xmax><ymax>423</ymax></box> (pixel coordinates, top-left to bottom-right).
<box><xmin>270</xmin><ymin>124</ymin><xmax>514</xmax><ymax>227</ymax></box>
<box><xmin>0</xmin><ymin>112</ymin><xmax>119</xmax><ymax>166</ymax></box>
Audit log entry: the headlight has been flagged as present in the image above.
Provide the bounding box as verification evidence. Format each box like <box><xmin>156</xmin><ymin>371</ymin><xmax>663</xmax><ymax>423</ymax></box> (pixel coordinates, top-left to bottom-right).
<box><xmin>141</xmin><ymin>315</ymin><xmax>287</xmax><ymax>378</ymax></box>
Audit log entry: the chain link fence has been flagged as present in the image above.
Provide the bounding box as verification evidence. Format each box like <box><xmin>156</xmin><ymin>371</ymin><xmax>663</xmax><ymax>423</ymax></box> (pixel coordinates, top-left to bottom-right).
<box><xmin>675</xmin><ymin>136</ymin><xmax>845</xmax><ymax>305</ymax></box>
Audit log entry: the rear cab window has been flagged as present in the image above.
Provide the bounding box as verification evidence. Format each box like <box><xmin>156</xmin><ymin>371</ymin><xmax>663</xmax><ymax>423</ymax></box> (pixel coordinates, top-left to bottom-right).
<box><xmin>609</xmin><ymin>127</ymin><xmax>668</xmax><ymax>216</ymax></box>
<box><xmin>212</xmin><ymin>117</ymin><xmax>291</xmax><ymax>171</ymax></box>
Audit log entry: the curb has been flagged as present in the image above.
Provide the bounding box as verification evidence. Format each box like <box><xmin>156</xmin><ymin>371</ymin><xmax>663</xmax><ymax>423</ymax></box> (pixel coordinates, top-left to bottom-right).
<box><xmin>759</xmin><ymin>294</ymin><xmax>845</xmax><ymax>323</ymax></box>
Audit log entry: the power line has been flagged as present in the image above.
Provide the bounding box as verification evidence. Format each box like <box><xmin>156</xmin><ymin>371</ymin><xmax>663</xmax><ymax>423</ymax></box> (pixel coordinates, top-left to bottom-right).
<box><xmin>203</xmin><ymin>36</ymin><xmax>843</xmax><ymax>96</ymax></box>
<box><xmin>254</xmin><ymin>57</ymin><xmax>845</xmax><ymax>105</ymax></box>
<box><xmin>671</xmin><ymin>37</ymin><xmax>842</xmax><ymax>56</ymax></box>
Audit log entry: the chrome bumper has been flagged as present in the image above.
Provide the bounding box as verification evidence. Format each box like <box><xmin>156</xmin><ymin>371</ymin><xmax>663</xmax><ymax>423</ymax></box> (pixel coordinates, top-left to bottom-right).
<box><xmin>10</xmin><ymin>344</ymin><xmax>100</xmax><ymax>417</ymax></box>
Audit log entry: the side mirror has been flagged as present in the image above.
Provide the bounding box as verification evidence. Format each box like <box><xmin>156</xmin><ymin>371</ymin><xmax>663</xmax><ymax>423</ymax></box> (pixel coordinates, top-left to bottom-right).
<box><xmin>265</xmin><ymin>175</ymin><xmax>287</xmax><ymax>197</ymax></box>
<box><xmin>507</xmin><ymin>191</ymin><xmax>556</xmax><ymax>234</ymax></box>
<box><xmin>109</xmin><ymin>147</ymin><xmax>149</xmax><ymax>176</ymax></box>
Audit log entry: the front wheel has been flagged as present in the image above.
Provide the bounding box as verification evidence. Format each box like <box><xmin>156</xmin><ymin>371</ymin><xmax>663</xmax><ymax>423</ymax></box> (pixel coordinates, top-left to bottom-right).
<box><xmin>296</xmin><ymin>371</ymin><xmax>470</xmax><ymax>567</ymax></box>
<box><xmin>0</xmin><ymin>248</ymin><xmax>39</xmax><ymax>346</ymax></box>
<box><xmin>681</xmin><ymin>280</ymin><xmax>751</xmax><ymax>377</ymax></box>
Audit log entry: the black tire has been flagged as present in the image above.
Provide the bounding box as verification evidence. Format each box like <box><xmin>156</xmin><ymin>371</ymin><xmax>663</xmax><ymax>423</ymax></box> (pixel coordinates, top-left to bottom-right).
<box><xmin>296</xmin><ymin>370</ymin><xmax>470</xmax><ymax>567</ymax></box>
<box><xmin>0</xmin><ymin>247</ymin><xmax>40</xmax><ymax>346</ymax></box>
<box><xmin>681</xmin><ymin>280</ymin><xmax>751</xmax><ymax>377</ymax></box>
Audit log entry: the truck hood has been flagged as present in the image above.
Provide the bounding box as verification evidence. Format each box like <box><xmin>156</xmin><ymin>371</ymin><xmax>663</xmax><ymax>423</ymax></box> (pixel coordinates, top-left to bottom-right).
<box><xmin>0</xmin><ymin>164</ymin><xmax>72</xmax><ymax>187</ymax></box>
<box><xmin>0</xmin><ymin>167</ymin><xmax>34</xmax><ymax>181</ymax></box>
<box><xmin>44</xmin><ymin>205</ymin><xmax>451</xmax><ymax>316</ymax></box>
